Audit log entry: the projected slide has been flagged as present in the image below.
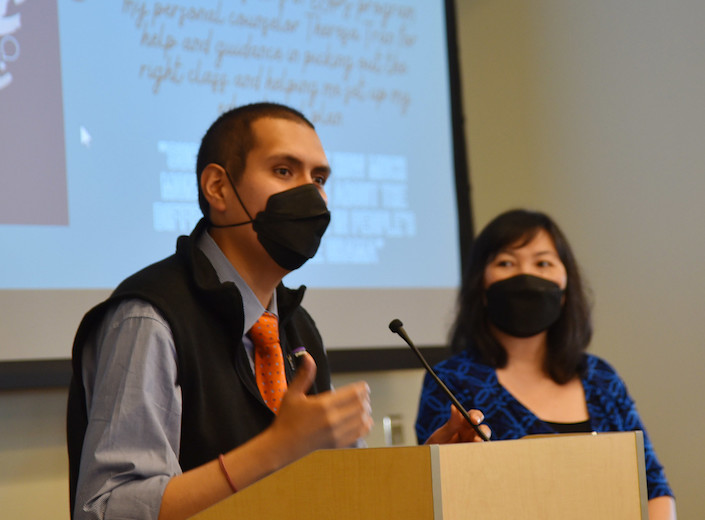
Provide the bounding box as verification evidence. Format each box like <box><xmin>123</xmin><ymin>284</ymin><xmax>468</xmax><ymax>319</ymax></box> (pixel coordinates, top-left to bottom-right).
<box><xmin>1</xmin><ymin>0</ymin><xmax>461</xmax><ymax>292</ymax></box>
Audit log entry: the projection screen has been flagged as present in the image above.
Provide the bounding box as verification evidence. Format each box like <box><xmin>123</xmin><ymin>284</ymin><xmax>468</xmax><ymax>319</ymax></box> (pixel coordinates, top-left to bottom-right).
<box><xmin>0</xmin><ymin>0</ymin><xmax>472</xmax><ymax>385</ymax></box>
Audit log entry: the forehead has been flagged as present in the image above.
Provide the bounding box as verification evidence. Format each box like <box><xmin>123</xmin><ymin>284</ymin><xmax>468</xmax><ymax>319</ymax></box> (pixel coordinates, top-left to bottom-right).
<box><xmin>501</xmin><ymin>229</ymin><xmax>559</xmax><ymax>255</ymax></box>
<box><xmin>249</xmin><ymin>117</ymin><xmax>325</xmax><ymax>157</ymax></box>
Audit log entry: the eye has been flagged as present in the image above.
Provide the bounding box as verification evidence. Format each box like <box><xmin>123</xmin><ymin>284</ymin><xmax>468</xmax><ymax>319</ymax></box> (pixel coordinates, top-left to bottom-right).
<box><xmin>495</xmin><ymin>259</ymin><xmax>514</xmax><ymax>267</ymax></box>
<box><xmin>274</xmin><ymin>167</ymin><xmax>292</xmax><ymax>177</ymax></box>
<box><xmin>537</xmin><ymin>260</ymin><xmax>552</xmax><ymax>268</ymax></box>
<box><xmin>312</xmin><ymin>173</ymin><xmax>328</xmax><ymax>186</ymax></box>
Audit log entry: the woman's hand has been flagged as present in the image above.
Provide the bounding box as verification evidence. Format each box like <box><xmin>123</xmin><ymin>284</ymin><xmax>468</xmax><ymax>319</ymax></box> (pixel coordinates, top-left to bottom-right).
<box><xmin>424</xmin><ymin>405</ymin><xmax>491</xmax><ymax>444</ymax></box>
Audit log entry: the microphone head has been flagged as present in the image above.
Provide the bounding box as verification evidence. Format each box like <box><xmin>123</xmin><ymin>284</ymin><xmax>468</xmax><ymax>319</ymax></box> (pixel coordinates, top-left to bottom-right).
<box><xmin>388</xmin><ymin>319</ymin><xmax>404</xmax><ymax>333</ymax></box>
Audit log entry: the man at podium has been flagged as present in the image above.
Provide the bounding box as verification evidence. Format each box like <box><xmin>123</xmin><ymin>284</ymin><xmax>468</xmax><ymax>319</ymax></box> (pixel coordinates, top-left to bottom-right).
<box><xmin>67</xmin><ymin>103</ymin><xmax>489</xmax><ymax>520</ymax></box>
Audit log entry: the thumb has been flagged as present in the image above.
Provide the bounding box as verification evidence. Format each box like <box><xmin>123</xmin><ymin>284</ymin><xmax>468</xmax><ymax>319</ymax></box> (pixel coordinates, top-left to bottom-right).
<box><xmin>286</xmin><ymin>351</ymin><xmax>317</xmax><ymax>396</ymax></box>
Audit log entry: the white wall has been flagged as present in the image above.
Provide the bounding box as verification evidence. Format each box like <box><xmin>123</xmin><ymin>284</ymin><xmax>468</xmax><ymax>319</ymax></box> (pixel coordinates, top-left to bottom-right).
<box><xmin>2</xmin><ymin>1</ymin><xmax>704</xmax><ymax>517</ymax></box>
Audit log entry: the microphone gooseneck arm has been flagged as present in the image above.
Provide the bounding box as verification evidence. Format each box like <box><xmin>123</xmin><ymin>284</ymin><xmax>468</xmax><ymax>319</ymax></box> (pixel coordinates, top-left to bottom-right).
<box><xmin>388</xmin><ymin>319</ymin><xmax>490</xmax><ymax>442</ymax></box>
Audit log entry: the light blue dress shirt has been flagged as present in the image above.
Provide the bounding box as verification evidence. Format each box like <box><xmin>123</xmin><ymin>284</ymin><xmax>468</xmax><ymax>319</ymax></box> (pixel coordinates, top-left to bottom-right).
<box><xmin>75</xmin><ymin>231</ymin><xmax>277</xmax><ymax>519</ymax></box>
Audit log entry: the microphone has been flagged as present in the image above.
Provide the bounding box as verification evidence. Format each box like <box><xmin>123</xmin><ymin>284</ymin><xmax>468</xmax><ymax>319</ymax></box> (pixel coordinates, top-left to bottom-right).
<box><xmin>389</xmin><ymin>319</ymin><xmax>490</xmax><ymax>442</ymax></box>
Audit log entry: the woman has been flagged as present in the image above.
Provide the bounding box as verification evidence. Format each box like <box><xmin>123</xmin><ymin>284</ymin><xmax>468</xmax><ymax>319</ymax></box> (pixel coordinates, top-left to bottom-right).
<box><xmin>415</xmin><ymin>209</ymin><xmax>675</xmax><ymax>519</ymax></box>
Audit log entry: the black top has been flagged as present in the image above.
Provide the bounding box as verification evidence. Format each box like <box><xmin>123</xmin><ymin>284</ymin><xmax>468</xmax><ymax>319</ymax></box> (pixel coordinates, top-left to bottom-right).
<box><xmin>542</xmin><ymin>419</ymin><xmax>592</xmax><ymax>434</ymax></box>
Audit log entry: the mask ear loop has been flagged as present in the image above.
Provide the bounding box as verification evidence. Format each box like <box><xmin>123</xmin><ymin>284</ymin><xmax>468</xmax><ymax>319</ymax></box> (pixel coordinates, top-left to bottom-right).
<box><xmin>210</xmin><ymin>167</ymin><xmax>255</xmax><ymax>229</ymax></box>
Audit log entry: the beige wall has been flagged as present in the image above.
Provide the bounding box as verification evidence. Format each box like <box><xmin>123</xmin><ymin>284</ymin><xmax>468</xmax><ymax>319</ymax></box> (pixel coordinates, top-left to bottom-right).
<box><xmin>455</xmin><ymin>0</ymin><xmax>705</xmax><ymax>517</ymax></box>
<box><xmin>0</xmin><ymin>388</ymin><xmax>71</xmax><ymax>519</ymax></box>
<box><xmin>2</xmin><ymin>1</ymin><xmax>704</xmax><ymax>517</ymax></box>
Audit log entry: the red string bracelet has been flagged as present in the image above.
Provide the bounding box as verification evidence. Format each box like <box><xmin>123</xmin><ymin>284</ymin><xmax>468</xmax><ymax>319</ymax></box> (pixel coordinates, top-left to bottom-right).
<box><xmin>218</xmin><ymin>454</ymin><xmax>237</xmax><ymax>494</ymax></box>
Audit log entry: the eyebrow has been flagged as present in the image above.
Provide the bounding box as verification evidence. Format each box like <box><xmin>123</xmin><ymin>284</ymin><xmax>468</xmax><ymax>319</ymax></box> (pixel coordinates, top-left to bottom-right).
<box><xmin>496</xmin><ymin>248</ymin><xmax>558</xmax><ymax>257</ymax></box>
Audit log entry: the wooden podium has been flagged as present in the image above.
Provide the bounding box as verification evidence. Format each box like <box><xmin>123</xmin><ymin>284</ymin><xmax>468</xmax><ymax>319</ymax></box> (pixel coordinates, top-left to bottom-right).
<box><xmin>192</xmin><ymin>431</ymin><xmax>648</xmax><ymax>519</ymax></box>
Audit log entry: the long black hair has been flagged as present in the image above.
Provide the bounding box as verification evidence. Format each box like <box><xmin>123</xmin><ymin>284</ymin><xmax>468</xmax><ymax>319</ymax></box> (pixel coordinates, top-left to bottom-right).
<box><xmin>450</xmin><ymin>209</ymin><xmax>593</xmax><ymax>383</ymax></box>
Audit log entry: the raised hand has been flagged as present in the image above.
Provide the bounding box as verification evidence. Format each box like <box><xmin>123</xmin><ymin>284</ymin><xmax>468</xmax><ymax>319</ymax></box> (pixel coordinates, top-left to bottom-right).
<box><xmin>271</xmin><ymin>352</ymin><xmax>373</xmax><ymax>457</ymax></box>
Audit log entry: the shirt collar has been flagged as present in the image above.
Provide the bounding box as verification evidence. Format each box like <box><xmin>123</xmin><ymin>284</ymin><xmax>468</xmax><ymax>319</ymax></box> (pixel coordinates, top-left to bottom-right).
<box><xmin>196</xmin><ymin>229</ymin><xmax>278</xmax><ymax>334</ymax></box>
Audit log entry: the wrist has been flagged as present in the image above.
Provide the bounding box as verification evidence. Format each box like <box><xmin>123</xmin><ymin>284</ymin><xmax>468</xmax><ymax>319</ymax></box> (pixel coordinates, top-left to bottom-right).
<box><xmin>257</xmin><ymin>423</ymin><xmax>305</xmax><ymax>472</ymax></box>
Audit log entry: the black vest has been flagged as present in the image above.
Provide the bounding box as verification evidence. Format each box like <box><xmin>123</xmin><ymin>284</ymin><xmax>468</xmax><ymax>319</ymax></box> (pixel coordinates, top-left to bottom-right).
<box><xmin>67</xmin><ymin>222</ymin><xmax>331</xmax><ymax>513</ymax></box>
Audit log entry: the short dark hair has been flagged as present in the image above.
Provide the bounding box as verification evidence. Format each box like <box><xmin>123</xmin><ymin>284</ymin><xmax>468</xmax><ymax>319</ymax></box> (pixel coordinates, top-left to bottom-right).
<box><xmin>195</xmin><ymin>102</ymin><xmax>315</xmax><ymax>218</ymax></box>
<box><xmin>450</xmin><ymin>209</ymin><xmax>593</xmax><ymax>383</ymax></box>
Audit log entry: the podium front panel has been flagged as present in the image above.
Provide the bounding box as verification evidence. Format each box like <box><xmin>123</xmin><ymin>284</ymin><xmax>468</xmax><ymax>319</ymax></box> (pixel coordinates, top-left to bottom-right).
<box><xmin>433</xmin><ymin>432</ymin><xmax>647</xmax><ymax>520</ymax></box>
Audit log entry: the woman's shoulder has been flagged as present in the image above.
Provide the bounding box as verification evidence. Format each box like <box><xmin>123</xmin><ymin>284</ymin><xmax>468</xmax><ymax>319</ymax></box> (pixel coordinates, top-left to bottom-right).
<box><xmin>582</xmin><ymin>353</ymin><xmax>628</xmax><ymax>390</ymax></box>
<box><xmin>583</xmin><ymin>352</ymin><xmax>619</xmax><ymax>372</ymax></box>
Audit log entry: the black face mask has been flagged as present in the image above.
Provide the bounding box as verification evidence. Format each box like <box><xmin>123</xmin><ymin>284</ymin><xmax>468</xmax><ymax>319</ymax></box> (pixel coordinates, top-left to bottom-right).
<box><xmin>212</xmin><ymin>180</ymin><xmax>330</xmax><ymax>271</ymax></box>
<box><xmin>485</xmin><ymin>274</ymin><xmax>564</xmax><ymax>338</ymax></box>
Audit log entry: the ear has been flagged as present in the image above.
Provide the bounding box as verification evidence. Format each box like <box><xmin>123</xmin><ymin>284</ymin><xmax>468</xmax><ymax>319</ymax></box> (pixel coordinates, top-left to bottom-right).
<box><xmin>200</xmin><ymin>163</ymin><xmax>229</xmax><ymax>216</ymax></box>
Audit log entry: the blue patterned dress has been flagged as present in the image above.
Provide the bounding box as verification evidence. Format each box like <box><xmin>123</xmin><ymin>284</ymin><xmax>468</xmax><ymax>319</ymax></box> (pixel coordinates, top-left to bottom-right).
<box><xmin>415</xmin><ymin>350</ymin><xmax>673</xmax><ymax>499</ymax></box>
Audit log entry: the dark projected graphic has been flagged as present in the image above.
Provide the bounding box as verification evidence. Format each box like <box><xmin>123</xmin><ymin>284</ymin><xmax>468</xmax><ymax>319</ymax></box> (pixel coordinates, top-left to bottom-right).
<box><xmin>0</xmin><ymin>0</ymin><xmax>67</xmax><ymax>225</ymax></box>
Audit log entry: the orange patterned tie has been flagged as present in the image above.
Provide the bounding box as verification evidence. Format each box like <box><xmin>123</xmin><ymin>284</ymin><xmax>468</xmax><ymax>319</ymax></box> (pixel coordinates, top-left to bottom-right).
<box><xmin>251</xmin><ymin>311</ymin><xmax>287</xmax><ymax>414</ymax></box>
